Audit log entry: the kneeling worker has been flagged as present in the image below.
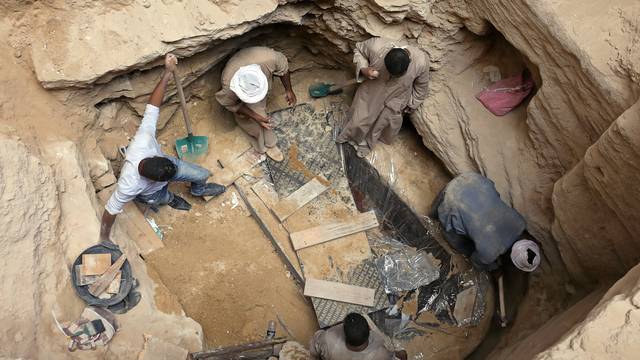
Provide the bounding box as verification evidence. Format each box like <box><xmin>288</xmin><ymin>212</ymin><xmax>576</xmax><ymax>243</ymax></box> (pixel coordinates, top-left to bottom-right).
<box><xmin>215</xmin><ymin>46</ymin><xmax>297</xmax><ymax>162</ymax></box>
<box><xmin>431</xmin><ymin>172</ymin><xmax>541</xmax><ymax>272</ymax></box>
<box><xmin>337</xmin><ymin>37</ymin><xmax>430</xmax><ymax>157</ymax></box>
<box><xmin>100</xmin><ymin>54</ymin><xmax>225</xmax><ymax>242</ymax></box>
<box><xmin>310</xmin><ymin>313</ymin><xmax>407</xmax><ymax>360</ymax></box>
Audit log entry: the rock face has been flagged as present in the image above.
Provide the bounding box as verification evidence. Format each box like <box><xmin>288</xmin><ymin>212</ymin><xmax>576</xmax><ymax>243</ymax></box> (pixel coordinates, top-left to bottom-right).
<box><xmin>0</xmin><ymin>132</ymin><xmax>202</xmax><ymax>359</ymax></box>
<box><xmin>25</xmin><ymin>0</ymin><xmax>640</xmax><ymax>288</ymax></box>
<box><xmin>534</xmin><ymin>263</ymin><xmax>640</xmax><ymax>360</ymax></box>
<box><xmin>6</xmin><ymin>0</ymin><xmax>640</xmax><ymax>357</ymax></box>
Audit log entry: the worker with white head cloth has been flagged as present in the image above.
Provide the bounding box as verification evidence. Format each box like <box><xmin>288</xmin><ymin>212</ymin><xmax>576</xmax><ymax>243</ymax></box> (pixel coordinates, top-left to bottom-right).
<box><xmin>431</xmin><ymin>172</ymin><xmax>542</xmax><ymax>272</ymax></box>
<box><xmin>216</xmin><ymin>47</ymin><xmax>297</xmax><ymax>162</ymax></box>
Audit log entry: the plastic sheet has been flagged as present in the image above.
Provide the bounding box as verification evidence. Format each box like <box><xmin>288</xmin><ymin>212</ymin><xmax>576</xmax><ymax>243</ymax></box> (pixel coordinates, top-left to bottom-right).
<box><xmin>372</xmin><ymin>235</ymin><xmax>440</xmax><ymax>293</ymax></box>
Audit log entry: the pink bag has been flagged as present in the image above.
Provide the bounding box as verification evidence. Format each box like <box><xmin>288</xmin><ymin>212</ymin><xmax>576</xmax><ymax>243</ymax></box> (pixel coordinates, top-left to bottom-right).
<box><xmin>476</xmin><ymin>72</ymin><xmax>534</xmax><ymax>116</ymax></box>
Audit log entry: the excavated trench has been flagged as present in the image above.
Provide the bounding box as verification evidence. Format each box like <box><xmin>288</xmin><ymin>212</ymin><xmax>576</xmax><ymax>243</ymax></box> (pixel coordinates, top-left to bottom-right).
<box><xmin>88</xmin><ymin>21</ymin><xmax>552</xmax><ymax>359</ymax></box>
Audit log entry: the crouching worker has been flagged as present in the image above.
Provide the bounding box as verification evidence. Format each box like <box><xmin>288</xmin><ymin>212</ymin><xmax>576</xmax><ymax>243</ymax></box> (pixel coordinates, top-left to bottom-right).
<box><xmin>431</xmin><ymin>172</ymin><xmax>541</xmax><ymax>272</ymax></box>
<box><xmin>215</xmin><ymin>46</ymin><xmax>297</xmax><ymax>162</ymax></box>
<box><xmin>310</xmin><ymin>313</ymin><xmax>407</xmax><ymax>360</ymax></box>
<box><xmin>99</xmin><ymin>54</ymin><xmax>225</xmax><ymax>242</ymax></box>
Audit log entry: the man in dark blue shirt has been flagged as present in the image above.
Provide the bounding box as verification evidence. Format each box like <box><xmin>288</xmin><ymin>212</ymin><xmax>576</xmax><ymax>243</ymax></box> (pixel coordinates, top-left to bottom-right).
<box><xmin>432</xmin><ymin>172</ymin><xmax>540</xmax><ymax>272</ymax></box>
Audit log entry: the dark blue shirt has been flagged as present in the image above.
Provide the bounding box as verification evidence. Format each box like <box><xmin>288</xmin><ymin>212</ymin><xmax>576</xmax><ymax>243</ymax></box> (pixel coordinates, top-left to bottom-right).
<box><xmin>437</xmin><ymin>173</ymin><xmax>526</xmax><ymax>269</ymax></box>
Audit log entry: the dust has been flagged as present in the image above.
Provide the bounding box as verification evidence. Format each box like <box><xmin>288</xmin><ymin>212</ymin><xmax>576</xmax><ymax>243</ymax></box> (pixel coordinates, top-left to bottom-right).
<box><xmin>287</xmin><ymin>143</ymin><xmax>316</xmax><ymax>181</ymax></box>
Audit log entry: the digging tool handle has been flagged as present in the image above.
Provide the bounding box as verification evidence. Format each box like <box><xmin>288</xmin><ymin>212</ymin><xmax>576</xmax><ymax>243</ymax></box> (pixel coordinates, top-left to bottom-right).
<box><xmin>334</xmin><ymin>78</ymin><xmax>359</xmax><ymax>90</ymax></box>
<box><xmin>172</xmin><ymin>70</ymin><xmax>193</xmax><ymax>136</ymax></box>
<box><xmin>498</xmin><ymin>275</ymin><xmax>507</xmax><ymax>327</ymax></box>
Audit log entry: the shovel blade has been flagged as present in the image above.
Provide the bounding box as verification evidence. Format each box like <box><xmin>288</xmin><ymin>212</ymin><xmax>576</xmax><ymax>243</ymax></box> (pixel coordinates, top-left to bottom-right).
<box><xmin>308</xmin><ymin>82</ymin><xmax>333</xmax><ymax>98</ymax></box>
<box><xmin>175</xmin><ymin>135</ymin><xmax>208</xmax><ymax>160</ymax></box>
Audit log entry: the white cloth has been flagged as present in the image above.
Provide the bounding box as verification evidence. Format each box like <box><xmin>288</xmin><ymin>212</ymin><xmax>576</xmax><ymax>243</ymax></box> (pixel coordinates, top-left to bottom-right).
<box><xmin>229</xmin><ymin>64</ymin><xmax>268</xmax><ymax>104</ymax></box>
<box><xmin>105</xmin><ymin>104</ymin><xmax>167</xmax><ymax>215</ymax></box>
<box><xmin>510</xmin><ymin>239</ymin><xmax>541</xmax><ymax>272</ymax></box>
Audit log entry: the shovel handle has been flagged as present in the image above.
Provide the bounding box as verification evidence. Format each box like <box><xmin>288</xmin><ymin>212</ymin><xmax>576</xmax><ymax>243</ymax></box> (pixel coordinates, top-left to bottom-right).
<box><xmin>333</xmin><ymin>78</ymin><xmax>359</xmax><ymax>90</ymax></box>
<box><xmin>172</xmin><ymin>70</ymin><xmax>193</xmax><ymax>136</ymax></box>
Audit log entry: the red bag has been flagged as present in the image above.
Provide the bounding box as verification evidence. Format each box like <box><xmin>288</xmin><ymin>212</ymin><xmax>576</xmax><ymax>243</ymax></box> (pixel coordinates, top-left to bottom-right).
<box><xmin>476</xmin><ymin>71</ymin><xmax>534</xmax><ymax>116</ymax></box>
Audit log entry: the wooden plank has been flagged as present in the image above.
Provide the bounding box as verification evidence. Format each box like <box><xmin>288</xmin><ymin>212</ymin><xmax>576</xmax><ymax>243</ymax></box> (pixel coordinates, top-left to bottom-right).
<box><xmin>272</xmin><ymin>177</ymin><xmax>330</xmax><ymax>221</ymax></box>
<box><xmin>97</xmin><ymin>189</ymin><xmax>164</xmax><ymax>256</ymax></box>
<box><xmin>251</xmin><ymin>179</ymin><xmax>279</xmax><ymax>209</ymax></box>
<box><xmin>209</xmin><ymin>149</ymin><xmax>265</xmax><ymax>189</ymax></box>
<box><xmin>81</xmin><ymin>253</ymin><xmax>112</xmax><ymax>275</ymax></box>
<box><xmin>106</xmin><ymin>271</ymin><xmax>122</xmax><ymax>295</ymax></box>
<box><xmin>290</xmin><ymin>210</ymin><xmax>378</xmax><ymax>250</ymax></box>
<box><xmin>304</xmin><ymin>278</ymin><xmax>375</xmax><ymax>307</ymax></box>
<box><xmin>453</xmin><ymin>285</ymin><xmax>478</xmax><ymax>324</ymax></box>
<box><xmin>235</xmin><ymin>178</ymin><xmax>304</xmax><ymax>285</ymax></box>
<box><xmin>89</xmin><ymin>254</ymin><xmax>126</xmax><ymax>296</ymax></box>
<box><xmin>191</xmin><ymin>338</ymin><xmax>286</xmax><ymax>360</ymax></box>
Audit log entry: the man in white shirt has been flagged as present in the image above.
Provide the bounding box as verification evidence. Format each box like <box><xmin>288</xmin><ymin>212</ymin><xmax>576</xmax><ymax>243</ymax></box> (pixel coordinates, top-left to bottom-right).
<box><xmin>99</xmin><ymin>54</ymin><xmax>224</xmax><ymax>242</ymax></box>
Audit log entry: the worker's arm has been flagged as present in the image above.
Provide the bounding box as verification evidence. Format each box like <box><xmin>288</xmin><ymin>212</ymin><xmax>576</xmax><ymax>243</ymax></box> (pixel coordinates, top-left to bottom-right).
<box><xmin>279</xmin><ymin>72</ymin><xmax>297</xmax><ymax>106</ymax></box>
<box><xmin>407</xmin><ymin>56</ymin><xmax>430</xmax><ymax>111</ymax></box>
<box><xmin>354</xmin><ymin>38</ymin><xmax>380</xmax><ymax>82</ymax></box>
<box><xmin>100</xmin><ymin>211</ymin><xmax>117</xmax><ymax>243</ymax></box>
<box><xmin>237</xmin><ymin>104</ymin><xmax>273</xmax><ymax>129</ymax></box>
<box><xmin>308</xmin><ymin>330</ymin><xmax>326</xmax><ymax>360</ymax></box>
<box><xmin>272</xmin><ymin>50</ymin><xmax>296</xmax><ymax>106</ymax></box>
<box><xmin>149</xmin><ymin>53</ymin><xmax>178</xmax><ymax>107</ymax></box>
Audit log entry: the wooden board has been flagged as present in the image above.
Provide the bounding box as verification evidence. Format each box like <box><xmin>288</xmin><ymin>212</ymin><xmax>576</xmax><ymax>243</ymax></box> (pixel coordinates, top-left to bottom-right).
<box><xmin>235</xmin><ymin>177</ymin><xmax>304</xmax><ymax>285</ymax></box>
<box><xmin>209</xmin><ymin>149</ymin><xmax>265</xmax><ymax>189</ymax></box>
<box><xmin>81</xmin><ymin>253</ymin><xmax>112</xmax><ymax>275</ymax></box>
<box><xmin>107</xmin><ymin>271</ymin><xmax>122</xmax><ymax>294</ymax></box>
<box><xmin>251</xmin><ymin>179</ymin><xmax>279</xmax><ymax>208</ymax></box>
<box><xmin>271</xmin><ymin>177</ymin><xmax>329</xmax><ymax>221</ymax></box>
<box><xmin>89</xmin><ymin>254</ymin><xmax>126</xmax><ymax>296</ymax></box>
<box><xmin>453</xmin><ymin>285</ymin><xmax>478</xmax><ymax>324</ymax></box>
<box><xmin>304</xmin><ymin>278</ymin><xmax>375</xmax><ymax>307</ymax></box>
<box><xmin>290</xmin><ymin>210</ymin><xmax>379</xmax><ymax>250</ymax></box>
<box><xmin>97</xmin><ymin>189</ymin><xmax>164</xmax><ymax>256</ymax></box>
<box><xmin>139</xmin><ymin>335</ymin><xmax>188</xmax><ymax>360</ymax></box>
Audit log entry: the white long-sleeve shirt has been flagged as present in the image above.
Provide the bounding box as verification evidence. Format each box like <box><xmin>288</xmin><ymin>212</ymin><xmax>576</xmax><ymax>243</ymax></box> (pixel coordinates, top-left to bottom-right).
<box><xmin>105</xmin><ymin>104</ymin><xmax>167</xmax><ymax>215</ymax></box>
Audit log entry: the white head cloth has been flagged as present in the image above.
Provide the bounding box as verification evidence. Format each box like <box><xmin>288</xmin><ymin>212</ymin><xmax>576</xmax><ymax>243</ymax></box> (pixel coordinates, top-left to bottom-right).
<box><xmin>230</xmin><ymin>64</ymin><xmax>268</xmax><ymax>104</ymax></box>
<box><xmin>511</xmin><ymin>239</ymin><xmax>541</xmax><ymax>272</ymax></box>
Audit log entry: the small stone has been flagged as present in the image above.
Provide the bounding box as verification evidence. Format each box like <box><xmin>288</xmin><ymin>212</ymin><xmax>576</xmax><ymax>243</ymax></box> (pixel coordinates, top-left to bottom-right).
<box><xmin>142</xmin><ymin>0</ymin><xmax>151</xmax><ymax>8</ymax></box>
<box><xmin>14</xmin><ymin>50</ymin><xmax>22</xmax><ymax>58</ymax></box>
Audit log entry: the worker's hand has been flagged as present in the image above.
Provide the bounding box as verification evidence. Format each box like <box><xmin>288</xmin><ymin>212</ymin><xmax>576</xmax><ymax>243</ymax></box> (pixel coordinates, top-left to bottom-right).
<box><xmin>258</xmin><ymin>115</ymin><xmax>274</xmax><ymax>130</ymax></box>
<box><xmin>285</xmin><ymin>90</ymin><xmax>297</xmax><ymax>106</ymax></box>
<box><xmin>165</xmin><ymin>53</ymin><xmax>178</xmax><ymax>72</ymax></box>
<box><xmin>361</xmin><ymin>67</ymin><xmax>379</xmax><ymax>80</ymax></box>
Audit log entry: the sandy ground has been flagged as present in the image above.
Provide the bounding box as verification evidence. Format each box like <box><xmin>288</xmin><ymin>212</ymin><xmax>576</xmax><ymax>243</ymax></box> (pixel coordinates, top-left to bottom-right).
<box><xmin>145</xmin><ymin>66</ymin><xmax>353</xmax><ymax>348</ymax></box>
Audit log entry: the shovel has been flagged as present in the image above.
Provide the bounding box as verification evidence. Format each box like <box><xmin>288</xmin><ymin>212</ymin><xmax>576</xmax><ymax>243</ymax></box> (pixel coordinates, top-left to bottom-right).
<box><xmin>308</xmin><ymin>78</ymin><xmax>358</xmax><ymax>98</ymax></box>
<box><xmin>173</xmin><ymin>70</ymin><xmax>208</xmax><ymax>160</ymax></box>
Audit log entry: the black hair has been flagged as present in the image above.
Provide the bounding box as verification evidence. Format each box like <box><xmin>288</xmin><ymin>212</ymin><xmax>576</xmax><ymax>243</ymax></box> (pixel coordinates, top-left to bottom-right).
<box><xmin>139</xmin><ymin>156</ymin><xmax>177</xmax><ymax>181</ymax></box>
<box><xmin>344</xmin><ymin>313</ymin><xmax>369</xmax><ymax>347</ymax></box>
<box><xmin>384</xmin><ymin>48</ymin><xmax>410</xmax><ymax>76</ymax></box>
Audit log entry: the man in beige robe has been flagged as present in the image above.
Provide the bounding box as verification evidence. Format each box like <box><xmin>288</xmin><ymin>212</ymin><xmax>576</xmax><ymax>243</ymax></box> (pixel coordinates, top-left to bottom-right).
<box><xmin>309</xmin><ymin>313</ymin><xmax>407</xmax><ymax>360</ymax></box>
<box><xmin>215</xmin><ymin>46</ymin><xmax>297</xmax><ymax>161</ymax></box>
<box><xmin>337</xmin><ymin>37</ymin><xmax>430</xmax><ymax>157</ymax></box>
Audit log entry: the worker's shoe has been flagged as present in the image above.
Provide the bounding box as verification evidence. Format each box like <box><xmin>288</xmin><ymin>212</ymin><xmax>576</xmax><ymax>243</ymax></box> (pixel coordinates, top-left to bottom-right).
<box><xmin>168</xmin><ymin>195</ymin><xmax>191</xmax><ymax>211</ymax></box>
<box><xmin>266</xmin><ymin>146</ymin><xmax>285</xmax><ymax>162</ymax></box>
<box><xmin>192</xmin><ymin>183</ymin><xmax>226</xmax><ymax>198</ymax></box>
